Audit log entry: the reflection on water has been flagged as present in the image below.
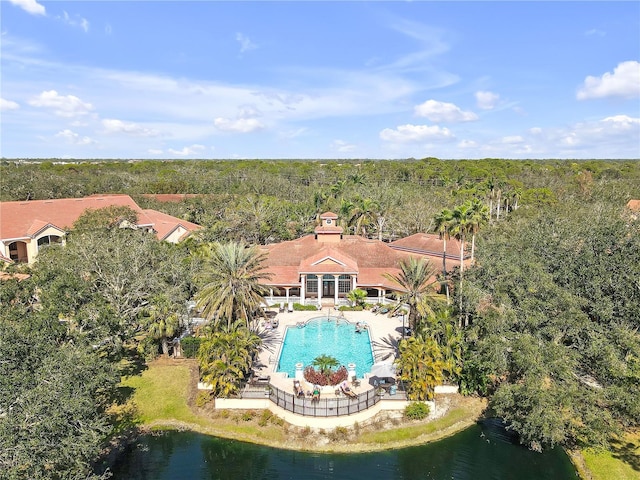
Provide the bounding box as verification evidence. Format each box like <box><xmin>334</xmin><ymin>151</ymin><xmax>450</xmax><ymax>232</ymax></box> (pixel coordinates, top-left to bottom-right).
<box><xmin>109</xmin><ymin>420</ymin><xmax>578</xmax><ymax>479</ymax></box>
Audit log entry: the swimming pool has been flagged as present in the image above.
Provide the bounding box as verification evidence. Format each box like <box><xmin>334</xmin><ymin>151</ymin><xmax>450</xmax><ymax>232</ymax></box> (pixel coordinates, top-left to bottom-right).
<box><xmin>276</xmin><ymin>316</ymin><xmax>374</xmax><ymax>378</ymax></box>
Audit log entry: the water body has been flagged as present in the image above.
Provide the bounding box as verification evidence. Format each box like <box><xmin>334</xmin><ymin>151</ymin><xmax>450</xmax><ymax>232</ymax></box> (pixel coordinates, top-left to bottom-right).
<box><xmin>277</xmin><ymin>316</ymin><xmax>374</xmax><ymax>378</ymax></box>
<box><xmin>109</xmin><ymin>420</ymin><xmax>578</xmax><ymax>479</ymax></box>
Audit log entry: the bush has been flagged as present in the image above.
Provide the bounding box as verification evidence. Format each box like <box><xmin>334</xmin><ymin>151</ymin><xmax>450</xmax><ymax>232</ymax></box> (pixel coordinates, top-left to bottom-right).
<box><xmin>196</xmin><ymin>390</ymin><xmax>212</xmax><ymax>408</ymax></box>
<box><xmin>405</xmin><ymin>401</ymin><xmax>431</xmax><ymax>420</ymax></box>
<box><xmin>293</xmin><ymin>303</ymin><xmax>318</xmax><ymax>311</ymax></box>
<box><xmin>180</xmin><ymin>336</ymin><xmax>202</xmax><ymax>358</ymax></box>
<box><xmin>303</xmin><ymin>365</ymin><xmax>348</xmax><ymax>386</ymax></box>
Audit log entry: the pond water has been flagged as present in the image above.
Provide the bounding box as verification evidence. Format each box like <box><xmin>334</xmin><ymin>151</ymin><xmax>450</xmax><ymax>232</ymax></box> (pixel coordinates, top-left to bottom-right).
<box><xmin>277</xmin><ymin>316</ymin><xmax>374</xmax><ymax>378</ymax></box>
<box><xmin>108</xmin><ymin>419</ymin><xmax>578</xmax><ymax>479</ymax></box>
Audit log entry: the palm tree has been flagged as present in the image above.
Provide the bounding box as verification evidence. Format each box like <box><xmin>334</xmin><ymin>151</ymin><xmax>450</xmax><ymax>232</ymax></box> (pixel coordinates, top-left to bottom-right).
<box><xmin>383</xmin><ymin>257</ymin><xmax>444</xmax><ymax>332</ymax></box>
<box><xmin>346</xmin><ymin>288</ymin><xmax>367</xmax><ymax>308</ymax></box>
<box><xmin>396</xmin><ymin>335</ymin><xmax>445</xmax><ymax>401</ymax></box>
<box><xmin>198</xmin><ymin>326</ymin><xmax>262</xmax><ymax>397</ymax></box>
<box><xmin>196</xmin><ymin>242</ymin><xmax>272</xmax><ymax>330</ymax></box>
<box><xmin>427</xmin><ymin>308</ymin><xmax>462</xmax><ymax>380</ymax></box>
<box><xmin>451</xmin><ymin>203</ymin><xmax>471</xmax><ymax>274</ymax></box>
<box><xmin>466</xmin><ymin>199</ymin><xmax>489</xmax><ymax>262</ymax></box>
<box><xmin>338</xmin><ymin>198</ymin><xmax>355</xmax><ymax>231</ymax></box>
<box><xmin>434</xmin><ymin>208</ymin><xmax>454</xmax><ymax>275</ymax></box>
<box><xmin>351</xmin><ymin>197</ymin><xmax>380</xmax><ymax>237</ymax></box>
<box><xmin>144</xmin><ymin>295</ymin><xmax>182</xmax><ymax>356</ymax></box>
<box><xmin>312</xmin><ymin>354</ymin><xmax>340</xmax><ymax>377</ymax></box>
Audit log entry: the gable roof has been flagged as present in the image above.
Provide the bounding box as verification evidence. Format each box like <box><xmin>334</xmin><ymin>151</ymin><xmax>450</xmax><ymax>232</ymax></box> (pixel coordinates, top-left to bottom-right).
<box><xmin>0</xmin><ymin>195</ymin><xmax>200</xmax><ymax>242</ymax></box>
<box><xmin>389</xmin><ymin>233</ymin><xmax>465</xmax><ymax>260</ymax></box>
<box><xmin>258</xmin><ymin>234</ymin><xmax>444</xmax><ymax>290</ymax></box>
<box><xmin>141</xmin><ymin>209</ymin><xmax>201</xmax><ymax>241</ymax></box>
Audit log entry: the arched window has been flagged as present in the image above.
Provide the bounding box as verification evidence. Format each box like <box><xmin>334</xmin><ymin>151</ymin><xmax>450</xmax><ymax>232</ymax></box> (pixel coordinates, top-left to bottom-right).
<box><xmin>37</xmin><ymin>235</ymin><xmax>62</xmax><ymax>249</ymax></box>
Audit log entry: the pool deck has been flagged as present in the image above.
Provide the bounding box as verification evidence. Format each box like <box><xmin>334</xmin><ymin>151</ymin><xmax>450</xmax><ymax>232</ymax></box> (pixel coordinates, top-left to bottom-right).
<box><xmin>253</xmin><ymin>308</ymin><xmax>406</xmax><ymax>400</ymax></box>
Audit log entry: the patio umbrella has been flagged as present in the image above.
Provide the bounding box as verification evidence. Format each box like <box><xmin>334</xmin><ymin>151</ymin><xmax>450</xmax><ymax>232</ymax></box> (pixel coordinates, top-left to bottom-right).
<box><xmin>369</xmin><ymin>362</ymin><xmax>396</xmax><ymax>379</ymax></box>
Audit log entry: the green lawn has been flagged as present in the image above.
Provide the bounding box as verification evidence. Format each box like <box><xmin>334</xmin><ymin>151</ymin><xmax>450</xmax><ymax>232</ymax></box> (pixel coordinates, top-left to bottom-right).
<box><xmin>581</xmin><ymin>432</ymin><xmax>640</xmax><ymax>480</ymax></box>
<box><xmin>118</xmin><ymin>359</ymin><xmax>639</xmax><ymax>478</ymax></box>
<box><xmin>120</xmin><ymin>360</ymin><xmax>207</xmax><ymax>427</ymax></box>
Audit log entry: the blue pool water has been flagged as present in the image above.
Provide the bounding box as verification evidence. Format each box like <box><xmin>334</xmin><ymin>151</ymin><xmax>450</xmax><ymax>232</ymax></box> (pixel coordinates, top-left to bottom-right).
<box><xmin>277</xmin><ymin>316</ymin><xmax>374</xmax><ymax>378</ymax></box>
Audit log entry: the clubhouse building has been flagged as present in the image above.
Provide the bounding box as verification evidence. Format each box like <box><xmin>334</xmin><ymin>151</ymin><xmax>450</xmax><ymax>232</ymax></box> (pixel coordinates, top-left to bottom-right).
<box><xmin>259</xmin><ymin>212</ymin><xmax>467</xmax><ymax>307</ymax></box>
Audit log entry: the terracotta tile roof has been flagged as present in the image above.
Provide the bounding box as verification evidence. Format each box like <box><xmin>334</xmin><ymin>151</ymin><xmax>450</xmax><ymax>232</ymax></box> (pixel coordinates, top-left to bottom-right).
<box><xmin>389</xmin><ymin>233</ymin><xmax>464</xmax><ymax>259</ymax></box>
<box><xmin>0</xmin><ymin>195</ymin><xmax>150</xmax><ymax>240</ymax></box>
<box><xmin>0</xmin><ymin>195</ymin><xmax>200</xmax><ymax>243</ymax></box>
<box><xmin>258</xmin><ymin>234</ymin><xmax>446</xmax><ymax>289</ymax></box>
<box><xmin>320</xmin><ymin>212</ymin><xmax>338</xmax><ymax>219</ymax></box>
<box><xmin>141</xmin><ymin>194</ymin><xmax>209</xmax><ymax>203</ymax></box>
<box><xmin>299</xmin><ymin>247</ymin><xmax>359</xmax><ymax>273</ymax></box>
<box><xmin>141</xmin><ymin>209</ymin><xmax>202</xmax><ymax>240</ymax></box>
<box><xmin>627</xmin><ymin>199</ymin><xmax>640</xmax><ymax>211</ymax></box>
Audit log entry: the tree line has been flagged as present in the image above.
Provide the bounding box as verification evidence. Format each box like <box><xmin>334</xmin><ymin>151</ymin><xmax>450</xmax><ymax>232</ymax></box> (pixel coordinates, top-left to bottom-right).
<box><xmin>1</xmin><ymin>158</ymin><xmax>639</xmax><ymax>476</ymax></box>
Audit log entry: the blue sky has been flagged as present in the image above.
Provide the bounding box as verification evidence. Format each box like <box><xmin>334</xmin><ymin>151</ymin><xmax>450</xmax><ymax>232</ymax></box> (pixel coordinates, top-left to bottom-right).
<box><xmin>1</xmin><ymin>1</ymin><xmax>639</xmax><ymax>160</ymax></box>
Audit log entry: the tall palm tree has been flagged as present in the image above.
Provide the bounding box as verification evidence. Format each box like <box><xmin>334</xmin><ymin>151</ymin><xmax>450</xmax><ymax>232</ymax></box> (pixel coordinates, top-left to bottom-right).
<box><xmin>396</xmin><ymin>335</ymin><xmax>445</xmax><ymax>401</ymax></box>
<box><xmin>351</xmin><ymin>197</ymin><xmax>380</xmax><ymax>237</ymax></box>
<box><xmin>451</xmin><ymin>203</ymin><xmax>471</xmax><ymax>274</ymax></box>
<box><xmin>467</xmin><ymin>199</ymin><xmax>489</xmax><ymax>262</ymax></box>
<box><xmin>338</xmin><ymin>198</ymin><xmax>355</xmax><ymax>231</ymax></box>
<box><xmin>196</xmin><ymin>242</ymin><xmax>272</xmax><ymax>330</ymax></box>
<box><xmin>383</xmin><ymin>257</ymin><xmax>444</xmax><ymax>332</ymax></box>
<box><xmin>434</xmin><ymin>208</ymin><xmax>454</xmax><ymax>276</ymax></box>
<box><xmin>144</xmin><ymin>295</ymin><xmax>182</xmax><ymax>356</ymax></box>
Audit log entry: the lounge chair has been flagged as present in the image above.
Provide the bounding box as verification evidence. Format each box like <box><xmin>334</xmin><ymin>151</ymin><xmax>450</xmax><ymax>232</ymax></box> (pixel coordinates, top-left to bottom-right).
<box><xmin>351</xmin><ymin>376</ymin><xmax>361</xmax><ymax>388</ymax></box>
<box><xmin>311</xmin><ymin>385</ymin><xmax>321</xmax><ymax>402</ymax></box>
<box><xmin>341</xmin><ymin>384</ymin><xmax>357</xmax><ymax>399</ymax></box>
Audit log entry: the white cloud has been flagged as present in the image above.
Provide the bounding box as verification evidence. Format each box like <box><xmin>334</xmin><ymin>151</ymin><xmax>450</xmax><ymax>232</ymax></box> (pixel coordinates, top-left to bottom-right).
<box><xmin>58</xmin><ymin>11</ymin><xmax>90</xmax><ymax>33</ymax></box>
<box><xmin>102</xmin><ymin>119</ymin><xmax>160</xmax><ymax>137</ymax></box>
<box><xmin>585</xmin><ymin>28</ymin><xmax>605</xmax><ymax>37</ymax></box>
<box><xmin>214</xmin><ymin>117</ymin><xmax>265</xmax><ymax>133</ymax></box>
<box><xmin>475</xmin><ymin>91</ymin><xmax>500</xmax><ymax>110</ymax></box>
<box><xmin>8</xmin><ymin>0</ymin><xmax>45</xmax><ymax>16</ymax></box>
<box><xmin>458</xmin><ymin>139</ymin><xmax>477</xmax><ymax>148</ymax></box>
<box><xmin>0</xmin><ymin>98</ymin><xmax>20</xmax><ymax>111</ymax></box>
<box><xmin>379</xmin><ymin>124</ymin><xmax>454</xmax><ymax>143</ymax></box>
<box><xmin>601</xmin><ymin>114</ymin><xmax>640</xmax><ymax>129</ymax></box>
<box><xmin>168</xmin><ymin>144</ymin><xmax>206</xmax><ymax>156</ymax></box>
<box><xmin>55</xmin><ymin>129</ymin><xmax>94</xmax><ymax>145</ymax></box>
<box><xmin>29</xmin><ymin>90</ymin><xmax>93</xmax><ymax>117</ymax></box>
<box><xmin>414</xmin><ymin>99</ymin><xmax>477</xmax><ymax>122</ymax></box>
<box><xmin>331</xmin><ymin>140</ymin><xmax>357</xmax><ymax>153</ymax></box>
<box><xmin>577</xmin><ymin>61</ymin><xmax>640</xmax><ymax>100</ymax></box>
<box><xmin>236</xmin><ymin>33</ymin><xmax>257</xmax><ymax>54</ymax></box>
<box><xmin>148</xmin><ymin>149</ymin><xmax>164</xmax><ymax>155</ymax></box>
<box><xmin>501</xmin><ymin>135</ymin><xmax>524</xmax><ymax>144</ymax></box>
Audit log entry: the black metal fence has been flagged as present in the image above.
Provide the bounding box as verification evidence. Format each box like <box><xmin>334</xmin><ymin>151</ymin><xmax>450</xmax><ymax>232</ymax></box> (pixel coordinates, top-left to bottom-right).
<box><xmin>267</xmin><ymin>384</ymin><xmax>382</xmax><ymax>417</ymax></box>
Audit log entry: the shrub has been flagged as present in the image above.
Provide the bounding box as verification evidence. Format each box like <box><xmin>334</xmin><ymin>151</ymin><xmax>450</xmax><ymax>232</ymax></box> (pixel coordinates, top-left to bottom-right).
<box><xmin>258</xmin><ymin>410</ymin><xmax>272</xmax><ymax>427</ymax></box>
<box><xmin>293</xmin><ymin>303</ymin><xmax>318</xmax><ymax>311</ymax></box>
<box><xmin>241</xmin><ymin>410</ymin><xmax>257</xmax><ymax>422</ymax></box>
<box><xmin>180</xmin><ymin>336</ymin><xmax>202</xmax><ymax>358</ymax></box>
<box><xmin>303</xmin><ymin>365</ymin><xmax>348</xmax><ymax>386</ymax></box>
<box><xmin>196</xmin><ymin>390</ymin><xmax>212</xmax><ymax>408</ymax></box>
<box><xmin>405</xmin><ymin>401</ymin><xmax>431</xmax><ymax>420</ymax></box>
<box><xmin>328</xmin><ymin>426</ymin><xmax>349</xmax><ymax>442</ymax></box>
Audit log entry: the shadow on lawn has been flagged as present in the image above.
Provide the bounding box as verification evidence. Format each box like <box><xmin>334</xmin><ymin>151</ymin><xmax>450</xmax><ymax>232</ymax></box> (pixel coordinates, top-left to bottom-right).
<box><xmin>610</xmin><ymin>436</ymin><xmax>640</xmax><ymax>472</ymax></box>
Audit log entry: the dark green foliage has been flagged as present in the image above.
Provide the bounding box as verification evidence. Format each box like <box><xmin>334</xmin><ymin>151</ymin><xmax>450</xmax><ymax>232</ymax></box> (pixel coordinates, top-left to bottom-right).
<box><xmin>461</xmin><ymin>199</ymin><xmax>640</xmax><ymax>450</ymax></box>
<box><xmin>405</xmin><ymin>401</ymin><xmax>431</xmax><ymax>420</ymax></box>
<box><xmin>180</xmin><ymin>336</ymin><xmax>202</xmax><ymax>358</ymax></box>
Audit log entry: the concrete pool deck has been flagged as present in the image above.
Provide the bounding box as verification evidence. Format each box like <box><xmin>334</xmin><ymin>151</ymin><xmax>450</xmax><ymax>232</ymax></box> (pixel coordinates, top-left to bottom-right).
<box><xmin>254</xmin><ymin>308</ymin><xmax>405</xmax><ymax>379</ymax></box>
